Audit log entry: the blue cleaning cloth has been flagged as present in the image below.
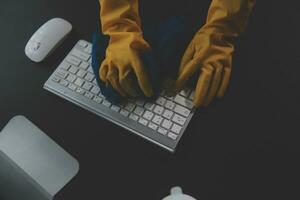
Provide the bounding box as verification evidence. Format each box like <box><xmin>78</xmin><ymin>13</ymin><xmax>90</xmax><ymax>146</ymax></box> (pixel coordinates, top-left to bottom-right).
<box><xmin>91</xmin><ymin>32</ymin><xmax>121</xmax><ymax>103</ymax></box>
<box><xmin>91</xmin><ymin>16</ymin><xmax>194</xmax><ymax>102</ymax></box>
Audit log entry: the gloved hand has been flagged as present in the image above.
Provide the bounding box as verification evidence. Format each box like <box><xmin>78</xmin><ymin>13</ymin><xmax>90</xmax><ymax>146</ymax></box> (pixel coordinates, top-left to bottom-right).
<box><xmin>175</xmin><ymin>0</ymin><xmax>255</xmax><ymax>107</ymax></box>
<box><xmin>99</xmin><ymin>0</ymin><xmax>154</xmax><ymax>98</ymax></box>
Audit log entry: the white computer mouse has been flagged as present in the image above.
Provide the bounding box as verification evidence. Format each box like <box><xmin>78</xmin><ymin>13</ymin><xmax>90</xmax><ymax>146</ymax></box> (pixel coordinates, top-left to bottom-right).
<box><xmin>162</xmin><ymin>187</ymin><xmax>197</xmax><ymax>200</ymax></box>
<box><xmin>25</xmin><ymin>18</ymin><xmax>72</xmax><ymax>62</ymax></box>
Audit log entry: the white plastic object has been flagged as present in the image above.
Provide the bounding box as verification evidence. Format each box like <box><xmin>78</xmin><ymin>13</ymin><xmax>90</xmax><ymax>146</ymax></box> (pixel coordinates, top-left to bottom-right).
<box><xmin>25</xmin><ymin>18</ymin><xmax>72</xmax><ymax>62</ymax></box>
<box><xmin>162</xmin><ymin>186</ymin><xmax>197</xmax><ymax>200</ymax></box>
<box><xmin>0</xmin><ymin>115</ymin><xmax>79</xmax><ymax>200</ymax></box>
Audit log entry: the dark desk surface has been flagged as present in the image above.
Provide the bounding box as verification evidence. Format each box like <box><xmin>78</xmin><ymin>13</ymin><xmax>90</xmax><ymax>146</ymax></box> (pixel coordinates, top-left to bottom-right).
<box><xmin>1</xmin><ymin>1</ymin><xmax>300</xmax><ymax>199</ymax></box>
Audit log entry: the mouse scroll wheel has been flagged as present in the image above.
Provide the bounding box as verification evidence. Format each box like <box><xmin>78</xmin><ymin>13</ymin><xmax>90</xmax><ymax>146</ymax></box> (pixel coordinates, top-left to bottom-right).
<box><xmin>33</xmin><ymin>41</ymin><xmax>41</xmax><ymax>51</ymax></box>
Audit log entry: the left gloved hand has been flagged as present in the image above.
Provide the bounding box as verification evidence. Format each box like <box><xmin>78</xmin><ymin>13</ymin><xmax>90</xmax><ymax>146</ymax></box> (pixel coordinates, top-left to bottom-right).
<box><xmin>175</xmin><ymin>0</ymin><xmax>255</xmax><ymax>107</ymax></box>
<box><xmin>98</xmin><ymin>0</ymin><xmax>155</xmax><ymax>100</ymax></box>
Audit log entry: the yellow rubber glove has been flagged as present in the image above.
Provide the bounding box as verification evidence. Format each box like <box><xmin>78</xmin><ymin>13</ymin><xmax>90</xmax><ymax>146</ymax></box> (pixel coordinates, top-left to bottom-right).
<box><xmin>99</xmin><ymin>0</ymin><xmax>153</xmax><ymax>97</ymax></box>
<box><xmin>175</xmin><ymin>0</ymin><xmax>255</xmax><ymax>107</ymax></box>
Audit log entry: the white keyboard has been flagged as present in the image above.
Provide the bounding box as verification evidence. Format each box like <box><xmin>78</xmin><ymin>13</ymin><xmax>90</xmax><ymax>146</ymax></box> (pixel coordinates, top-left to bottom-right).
<box><xmin>44</xmin><ymin>40</ymin><xmax>195</xmax><ymax>152</ymax></box>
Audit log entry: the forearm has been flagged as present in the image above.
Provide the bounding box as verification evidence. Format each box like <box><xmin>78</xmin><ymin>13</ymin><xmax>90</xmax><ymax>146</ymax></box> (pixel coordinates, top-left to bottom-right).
<box><xmin>201</xmin><ymin>0</ymin><xmax>255</xmax><ymax>36</ymax></box>
<box><xmin>99</xmin><ymin>0</ymin><xmax>142</xmax><ymax>34</ymax></box>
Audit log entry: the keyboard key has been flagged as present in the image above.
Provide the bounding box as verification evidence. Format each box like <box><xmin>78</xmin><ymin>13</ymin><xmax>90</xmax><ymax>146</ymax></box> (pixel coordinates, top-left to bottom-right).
<box><xmin>51</xmin><ymin>76</ymin><xmax>60</xmax><ymax>82</ymax></box>
<box><xmin>148</xmin><ymin>122</ymin><xmax>158</xmax><ymax>131</ymax></box>
<box><xmin>102</xmin><ymin>100</ymin><xmax>111</xmax><ymax>107</ymax></box>
<box><xmin>84</xmin><ymin>72</ymin><xmax>94</xmax><ymax>82</ymax></box>
<box><xmin>163</xmin><ymin>110</ymin><xmax>174</xmax><ymax>119</ymax></box>
<box><xmin>171</xmin><ymin>124</ymin><xmax>182</xmax><ymax>134</ymax></box>
<box><xmin>120</xmin><ymin>109</ymin><xmax>130</xmax><ymax>117</ymax></box>
<box><xmin>174</xmin><ymin>104</ymin><xmax>190</xmax><ymax>117</ymax></box>
<box><xmin>124</xmin><ymin>102</ymin><xmax>135</xmax><ymax>112</ymax></box>
<box><xmin>167</xmin><ymin>132</ymin><xmax>178</xmax><ymax>140</ymax></box>
<box><xmin>74</xmin><ymin>78</ymin><xmax>85</xmax><ymax>87</ymax></box>
<box><xmin>87</xmin><ymin>66</ymin><xmax>94</xmax><ymax>73</ymax></box>
<box><xmin>76</xmin><ymin>87</ymin><xmax>85</xmax><ymax>95</ymax></box>
<box><xmin>174</xmin><ymin>95</ymin><xmax>193</xmax><ymax>109</ymax></box>
<box><xmin>84</xmin><ymin>45</ymin><xmax>92</xmax><ymax>54</ymax></box>
<box><xmin>144</xmin><ymin>102</ymin><xmax>155</xmax><ymax>110</ymax></box>
<box><xmin>82</xmin><ymin>82</ymin><xmax>93</xmax><ymax>91</ymax></box>
<box><xmin>93</xmin><ymin>96</ymin><xmax>102</xmax><ymax>104</ymax></box>
<box><xmin>59</xmin><ymin>79</ymin><xmax>68</xmax><ymax>87</ymax></box>
<box><xmin>66</xmin><ymin>55</ymin><xmax>81</xmax><ymax>66</ymax></box>
<box><xmin>98</xmin><ymin>92</ymin><xmax>105</xmax><ymax>98</ymax></box>
<box><xmin>79</xmin><ymin>61</ymin><xmax>89</xmax><ymax>70</ymax></box>
<box><xmin>129</xmin><ymin>113</ymin><xmax>139</xmax><ymax>121</ymax></box>
<box><xmin>56</xmin><ymin>69</ymin><xmax>68</xmax><ymax>79</ymax></box>
<box><xmin>68</xmin><ymin>65</ymin><xmax>79</xmax><ymax>74</ymax></box>
<box><xmin>116</xmin><ymin>102</ymin><xmax>125</xmax><ymax>108</ymax></box>
<box><xmin>84</xmin><ymin>91</ymin><xmax>94</xmax><ymax>99</ymax></box>
<box><xmin>90</xmin><ymin>85</ymin><xmax>100</xmax><ymax>95</ymax></box>
<box><xmin>189</xmin><ymin>91</ymin><xmax>195</xmax><ymax>100</ymax></box>
<box><xmin>162</xmin><ymin>119</ymin><xmax>172</xmax><ymax>129</ymax></box>
<box><xmin>138</xmin><ymin>118</ymin><xmax>148</xmax><ymax>126</ymax></box>
<box><xmin>172</xmin><ymin>114</ymin><xmax>186</xmax><ymax>125</ymax></box>
<box><xmin>152</xmin><ymin>115</ymin><xmax>163</xmax><ymax>125</ymax></box>
<box><xmin>88</xmin><ymin>57</ymin><xmax>92</xmax><ymax>64</ymax></box>
<box><xmin>68</xmin><ymin>83</ymin><xmax>77</xmax><ymax>91</ymax></box>
<box><xmin>164</xmin><ymin>89</ymin><xmax>176</xmax><ymax>100</ymax></box>
<box><xmin>72</xmin><ymin>49</ymin><xmax>90</xmax><ymax>61</ymax></box>
<box><xmin>66</xmin><ymin>74</ymin><xmax>76</xmax><ymax>83</ymax></box>
<box><xmin>156</xmin><ymin>97</ymin><xmax>166</xmax><ymax>106</ymax></box>
<box><xmin>157</xmin><ymin>127</ymin><xmax>167</xmax><ymax>135</ymax></box>
<box><xmin>76</xmin><ymin>69</ymin><xmax>87</xmax><ymax>78</ymax></box>
<box><xmin>78</xmin><ymin>40</ymin><xmax>88</xmax><ymax>48</ymax></box>
<box><xmin>135</xmin><ymin>99</ymin><xmax>145</xmax><ymax>106</ymax></box>
<box><xmin>111</xmin><ymin>105</ymin><xmax>121</xmax><ymax>112</ymax></box>
<box><xmin>143</xmin><ymin>111</ymin><xmax>154</xmax><ymax>120</ymax></box>
<box><xmin>153</xmin><ymin>105</ymin><xmax>164</xmax><ymax>115</ymax></box>
<box><xmin>160</xmin><ymin>89</ymin><xmax>166</xmax><ymax>96</ymax></box>
<box><xmin>134</xmin><ymin>106</ymin><xmax>144</xmax><ymax>116</ymax></box>
<box><xmin>92</xmin><ymin>79</ymin><xmax>98</xmax><ymax>85</ymax></box>
<box><xmin>179</xmin><ymin>88</ymin><xmax>191</xmax><ymax>97</ymax></box>
<box><xmin>164</xmin><ymin>100</ymin><xmax>175</xmax><ymax>110</ymax></box>
<box><xmin>60</xmin><ymin>62</ymin><xmax>71</xmax><ymax>70</ymax></box>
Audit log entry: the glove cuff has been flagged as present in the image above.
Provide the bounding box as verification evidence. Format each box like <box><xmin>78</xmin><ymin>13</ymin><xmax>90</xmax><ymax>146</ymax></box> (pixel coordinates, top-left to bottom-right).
<box><xmin>199</xmin><ymin>0</ymin><xmax>255</xmax><ymax>37</ymax></box>
<box><xmin>107</xmin><ymin>32</ymin><xmax>151</xmax><ymax>52</ymax></box>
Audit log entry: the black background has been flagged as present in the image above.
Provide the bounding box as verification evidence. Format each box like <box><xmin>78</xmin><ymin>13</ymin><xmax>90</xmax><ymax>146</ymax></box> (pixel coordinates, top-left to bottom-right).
<box><xmin>1</xmin><ymin>1</ymin><xmax>300</xmax><ymax>199</ymax></box>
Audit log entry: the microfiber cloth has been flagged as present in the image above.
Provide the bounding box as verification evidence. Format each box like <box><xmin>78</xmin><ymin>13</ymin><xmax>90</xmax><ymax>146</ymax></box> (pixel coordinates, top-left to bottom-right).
<box><xmin>91</xmin><ymin>16</ymin><xmax>193</xmax><ymax>103</ymax></box>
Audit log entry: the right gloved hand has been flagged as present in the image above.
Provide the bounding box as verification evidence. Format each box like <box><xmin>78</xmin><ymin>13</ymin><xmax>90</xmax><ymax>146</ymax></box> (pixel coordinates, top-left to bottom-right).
<box><xmin>175</xmin><ymin>0</ymin><xmax>255</xmax><ymax>107</ymax></box>
<box><xmin>99</xmin><ymin>0</ymin><xmax>154</xmax><ymax>98</ymax></box>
